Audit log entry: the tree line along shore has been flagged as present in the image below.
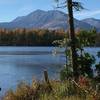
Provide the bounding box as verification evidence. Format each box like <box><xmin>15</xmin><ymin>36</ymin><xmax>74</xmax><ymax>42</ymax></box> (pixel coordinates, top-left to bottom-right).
<box><xmin>0</xmin><ymin>28</ymin><xmax>99</xmax><ymax>46</ymax></box>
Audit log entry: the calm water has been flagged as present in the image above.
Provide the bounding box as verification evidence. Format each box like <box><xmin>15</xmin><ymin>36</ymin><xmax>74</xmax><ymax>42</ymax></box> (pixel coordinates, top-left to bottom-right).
<box><xmin>0</xmin><ymin>47</ymin><xmax>100</xmax><ymax>96</ymax></box>
<box><xmin>0</xmin><ymin>47</ymin><xmax>65</xmax><ymax>96</ymax></box>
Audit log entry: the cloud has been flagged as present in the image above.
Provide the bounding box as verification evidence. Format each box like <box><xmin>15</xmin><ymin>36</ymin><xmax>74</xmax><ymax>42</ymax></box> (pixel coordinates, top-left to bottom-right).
<box><xmin>74</xmin><ymin>9</ymin><xmax>100</xmax><ymax>19</ymax></box>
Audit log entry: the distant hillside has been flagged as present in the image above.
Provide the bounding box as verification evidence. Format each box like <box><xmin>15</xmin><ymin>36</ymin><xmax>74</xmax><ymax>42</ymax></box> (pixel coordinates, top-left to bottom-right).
<box><xmin>0</xmin><ymin>9</ymin><xmax>94</xmax><ymax>30</ymax></box>
<box><xmin>82</xmin><ymin>18</ymin><xmax>100</xmax><ymax>32</ymax></box>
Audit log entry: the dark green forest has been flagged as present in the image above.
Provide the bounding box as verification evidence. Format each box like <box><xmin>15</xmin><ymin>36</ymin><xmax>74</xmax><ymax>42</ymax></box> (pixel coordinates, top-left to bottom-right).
<box><xmin>0</xmin><ymin>28</ymin><xmax>100</xmax><ymax>46</ymax></box>
<box><xmin>0</xmin><ymin>28</ymin><xmax>64</xmax><ymax>46</ymax></box>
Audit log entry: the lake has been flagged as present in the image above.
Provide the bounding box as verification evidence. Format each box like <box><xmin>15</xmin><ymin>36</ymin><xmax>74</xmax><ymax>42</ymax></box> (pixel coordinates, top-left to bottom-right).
<box><xmin>0</xmin><ymin>47</ymin><xmax>100</xmax><ymax>96</ymax></box>
<box><xmin>0</xmin><ymin>47</ymin><xmax>65</xmax><ymax>96</ymax></box>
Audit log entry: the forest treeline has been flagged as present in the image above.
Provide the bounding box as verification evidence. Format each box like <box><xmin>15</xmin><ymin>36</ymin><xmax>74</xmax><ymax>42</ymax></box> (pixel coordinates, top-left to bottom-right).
<box><xmin>0</xmin><ymin>28</ymin><xmax>100</xmax><ymax>46</ymax></box>
<box><xmin>0</xmin><ymin>28</ymin><xmax>64</xmax><ymax>46</ymax></box>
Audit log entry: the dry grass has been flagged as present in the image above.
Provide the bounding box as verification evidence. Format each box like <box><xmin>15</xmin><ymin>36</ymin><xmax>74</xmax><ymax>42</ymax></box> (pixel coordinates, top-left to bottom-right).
<box><xmin>3</xmin><ymin>79</ymin><xmax>100</xmax><ymax>100</ymax></box>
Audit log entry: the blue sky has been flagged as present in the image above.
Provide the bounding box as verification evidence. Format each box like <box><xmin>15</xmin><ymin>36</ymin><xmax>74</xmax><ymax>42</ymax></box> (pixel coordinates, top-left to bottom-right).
<box><xmin>0</xmin><ymin>0</ymin><xmax>100</xmax><ymax>22</ymax></box>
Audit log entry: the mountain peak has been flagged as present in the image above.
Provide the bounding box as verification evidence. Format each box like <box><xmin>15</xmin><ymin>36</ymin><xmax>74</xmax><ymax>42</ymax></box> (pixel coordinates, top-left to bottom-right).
<box><xmin>0</xmin><ymin>9</ymin><xmax>99</xmax><ymax>31</ymax></box>
<box><xmin>82</xmin><ymin>18</ymin><xmax>100</xmax><ymax>31</ymax></box>
<box><xmin>33</xmin><ymin>9</ymin><xmax>46</xmax><ymax>13</ymax></box>
<box><xmin>82</xmin><ymin>18</ymin><xmax>98</xmax><ymax>21</ymax></box>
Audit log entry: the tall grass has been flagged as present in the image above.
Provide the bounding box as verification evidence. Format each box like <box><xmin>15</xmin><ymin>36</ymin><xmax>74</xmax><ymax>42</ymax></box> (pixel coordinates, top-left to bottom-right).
<box><xmin>3</xmin><ymin>79</ymin><xmax>100</xmax><ymax>100</ymax></box>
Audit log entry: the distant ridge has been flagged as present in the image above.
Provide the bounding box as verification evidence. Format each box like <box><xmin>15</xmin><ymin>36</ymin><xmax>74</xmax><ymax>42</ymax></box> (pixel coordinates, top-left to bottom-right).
<box><xmin>0</xmin><ymin>9</ymin><xmax>99</xmax><ymax>31</ymax></box>
<box><xmin>82</xmin><ymin>18</ymin><xmax>100</xmax><ymax>32</ymax></box>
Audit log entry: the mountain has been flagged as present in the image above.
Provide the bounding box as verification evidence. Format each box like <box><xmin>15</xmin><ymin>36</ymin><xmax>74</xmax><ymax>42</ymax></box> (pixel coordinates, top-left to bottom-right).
<box><xmin>0</xmin><ymin>10</ymin><xmax>94</xmax><ymax>30</ymax></box>
<box><xmin>82</xmin><ymin>18</ymin><xmax>100</xmax><ymax>31</ymax></box>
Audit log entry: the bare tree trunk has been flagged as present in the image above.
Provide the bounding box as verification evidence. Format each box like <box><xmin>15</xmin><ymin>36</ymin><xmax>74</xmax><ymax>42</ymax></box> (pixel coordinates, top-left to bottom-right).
<box><xmin>67</xmin><ymin>0</ymin><xmax>79</xmax><ymax>80</ymax></box>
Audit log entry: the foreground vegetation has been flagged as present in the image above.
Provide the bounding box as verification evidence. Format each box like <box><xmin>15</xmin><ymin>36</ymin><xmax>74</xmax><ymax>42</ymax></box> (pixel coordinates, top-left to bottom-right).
<box><xmin>3</xmin><ymin>77</ymin><xmax>100</xmax><ymax>100</ymax></box>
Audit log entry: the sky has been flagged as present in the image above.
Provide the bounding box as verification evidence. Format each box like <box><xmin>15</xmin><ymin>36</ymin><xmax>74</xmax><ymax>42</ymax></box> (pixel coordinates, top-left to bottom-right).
<box><xmin>0</xmin><ymin>0</ymin><xmax>100</xmax><ymax>22</ymax></box>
